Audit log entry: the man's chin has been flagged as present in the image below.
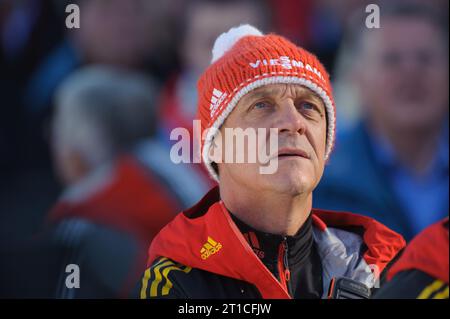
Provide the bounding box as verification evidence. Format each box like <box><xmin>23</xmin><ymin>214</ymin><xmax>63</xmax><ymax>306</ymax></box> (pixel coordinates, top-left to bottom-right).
<box><xmin>260</xmin><ymin>171</ymin><xmax>312</xmax><ymax>196</ymax></box>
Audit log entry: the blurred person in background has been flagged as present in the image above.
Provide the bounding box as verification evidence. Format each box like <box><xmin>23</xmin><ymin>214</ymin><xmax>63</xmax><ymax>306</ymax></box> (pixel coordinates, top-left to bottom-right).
<box><xmin>159</xmin><ymin>0</ymin><xmax>269</xmax><ymax>135</ymax></box>
<box><xmin>266</xmin><ymin>0</ymin><xmax>357</xmax><ymax>72</ymax></box>
<box><xmin>0</xmin><ymin>0</ymin><xmax>181</xmax><ymax>245</ymax></box>
<box><xmin>314</xmin><ymin>3</ymin><xmax>449</xmax><ymax>240</ymax></box>
<box><xmin>1</xmin><ymin>66</ymin><xmax>208</xmax><ymax>297</ymax></box>
<box><xmin>25</xmin><ymin>0</ymin><xmax>175</xmax><ymax>113</ymax></box>
<box><xmin>331</xmin><ymin>0</ymin><xmax>448</xmax><ymax>131</ymax></box>
<box><xmin>158</xmin><ymin>0</ymin><xmax>269</xmax><ymax>184</ymax></box>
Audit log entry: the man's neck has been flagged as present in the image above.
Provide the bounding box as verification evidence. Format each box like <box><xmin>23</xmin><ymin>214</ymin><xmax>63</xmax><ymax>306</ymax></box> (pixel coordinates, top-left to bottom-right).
<box><xmin>220</xmin><ymin>186</ymin><xmax>313</xmax><ymax>236</ymax></box>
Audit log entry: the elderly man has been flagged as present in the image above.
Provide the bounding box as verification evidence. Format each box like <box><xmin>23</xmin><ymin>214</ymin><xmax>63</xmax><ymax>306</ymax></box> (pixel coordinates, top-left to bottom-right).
<box><xmin>139</xmin><ymin>25</ymin><xmax>405</xmax><ymax>299</ymax></box>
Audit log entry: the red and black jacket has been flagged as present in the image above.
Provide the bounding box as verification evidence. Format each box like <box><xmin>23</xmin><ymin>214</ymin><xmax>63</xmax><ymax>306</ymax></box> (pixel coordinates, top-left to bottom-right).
<box><xmin>140</xmin><ymin>187</ymin><xmax>405</xmax><ymax>299</ymax></box>
<box><xmin>374</xmin><ymin>217</ymin><xmax>449</xmax><ymax>299</ymax></box>
<box><xmin>46</xmin><ymin>155</ymin><xmax>182</xmax><ymax>298</ymax></box>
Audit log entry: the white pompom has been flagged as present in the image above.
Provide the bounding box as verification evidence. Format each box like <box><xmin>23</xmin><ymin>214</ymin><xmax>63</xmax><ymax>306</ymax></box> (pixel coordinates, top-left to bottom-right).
<box><xmin>211</xmin><ymin>24</ymin><xmax>263</xmax><ymax>63</ymax></box>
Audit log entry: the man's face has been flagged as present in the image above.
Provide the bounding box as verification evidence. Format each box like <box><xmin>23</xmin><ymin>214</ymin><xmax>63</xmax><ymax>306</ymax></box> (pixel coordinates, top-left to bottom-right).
<box><xmin>77</xmin><ymin>0</ymin><xmax>155</xmax><ymax>67</ymax></box>
<box><xmin>356</xmin><ymin>18</ymin><xmax>449</xmax><ymax>131</ymax></box>
<box><xmin>214</xmin><ymin>84</ymin><xmax>327</xmax><ymax>196</ymax></box>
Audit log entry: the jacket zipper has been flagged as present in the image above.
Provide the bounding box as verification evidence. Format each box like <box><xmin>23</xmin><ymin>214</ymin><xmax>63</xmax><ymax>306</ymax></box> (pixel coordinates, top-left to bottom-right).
<box><xmin>277</xmin><ymin>237</ymin><xmax>292</xmax><ymax>296</ymax></box>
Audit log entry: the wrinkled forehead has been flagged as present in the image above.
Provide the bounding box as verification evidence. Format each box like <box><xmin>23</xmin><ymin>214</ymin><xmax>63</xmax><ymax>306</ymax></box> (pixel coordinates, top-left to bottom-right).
<box><xmin>239</xmin><ymin>83</ymin><xmax>325</xmax><ymax>106</ymax></box>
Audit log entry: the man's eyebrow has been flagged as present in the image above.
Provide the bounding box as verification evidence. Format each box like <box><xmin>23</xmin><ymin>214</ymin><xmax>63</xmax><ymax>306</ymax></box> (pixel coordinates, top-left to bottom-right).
<box><xmin>242</xmin><ymin>88</ymin><xmax>280</xmax><ymax>102</ymax></box>
<box><xmin>302</xmin><ymin>91</ymin><xmax>324</xmax><ymax>104</ymax></box>
<box><xmin>241</xmin><ymin>87</ymin><xmax>325</xmax><ymax>111</ymax></box>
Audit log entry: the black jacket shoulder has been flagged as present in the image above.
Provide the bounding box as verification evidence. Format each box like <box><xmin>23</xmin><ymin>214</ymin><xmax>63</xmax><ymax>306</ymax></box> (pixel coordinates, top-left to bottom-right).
<box><xmin>140</xmin><ymin>257</ymin><xmax>261</xmax><ymax>299</ymax></box>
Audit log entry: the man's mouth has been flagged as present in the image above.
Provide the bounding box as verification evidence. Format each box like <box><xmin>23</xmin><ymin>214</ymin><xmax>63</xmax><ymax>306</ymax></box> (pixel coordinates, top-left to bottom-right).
<box><xmin>275</xmin><ymin>148</ymin><xmax>310</xmax><ymax>159</ymax></box>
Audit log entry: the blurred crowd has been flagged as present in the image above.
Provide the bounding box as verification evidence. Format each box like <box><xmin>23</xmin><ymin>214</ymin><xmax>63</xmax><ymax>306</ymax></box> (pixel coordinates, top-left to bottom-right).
<box><xmin>0</xmin><ymin>0</ymin><xmax>448</xmax><ymax>298</ymax></box>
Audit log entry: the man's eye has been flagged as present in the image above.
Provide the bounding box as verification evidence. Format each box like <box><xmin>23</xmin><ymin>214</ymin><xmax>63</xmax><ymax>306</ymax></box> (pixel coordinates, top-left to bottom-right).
<box><xmin>253</xmin><ymin>101</ymin><xmax>272</xmax><ymax>109</ymax></box>
<box><xmin>298</xmin><ymin>101</ymin><xmax>315</xmax><ymax>111</ymax></box>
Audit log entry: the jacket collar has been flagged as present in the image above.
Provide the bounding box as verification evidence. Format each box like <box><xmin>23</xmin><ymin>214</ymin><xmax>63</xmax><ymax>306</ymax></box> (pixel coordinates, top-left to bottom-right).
<box><xmin>230</xmin><ymin>212</ymin><xmax>315</xmax><ymax>270</ymax></box>
<box><xmin>148</xmin><ymin>186</ymin><xmax>405</xmax><ymax>299</ymax></box>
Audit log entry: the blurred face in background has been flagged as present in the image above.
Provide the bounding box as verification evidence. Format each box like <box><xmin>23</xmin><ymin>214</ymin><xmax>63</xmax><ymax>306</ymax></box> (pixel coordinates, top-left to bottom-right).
<box><xmin>74</xmin><ymin>0</ymin><xmax>157</xmax><ymax>68</ymax></box>
<box><xmin>355</xmin><ymin>17</ymin><xmax>449</xmax><ymax>133</ymax></box>
<box><xmin>182</xmin><ymin>2</ymin><xmax>266</xmax><ymax>72</ymax></box>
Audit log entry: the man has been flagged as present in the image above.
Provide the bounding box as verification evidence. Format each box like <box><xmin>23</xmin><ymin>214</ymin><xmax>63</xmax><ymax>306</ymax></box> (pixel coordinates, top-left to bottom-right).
<box><xmin>373</xmin><ymin>217</ymin><xmax>448</xmax><ymax>299</ymax></box>
<box><xmin>315</xmin><ymin>3</ymin><xmax>449</xmax><ymax>240</ymax></box>
<box><xmin>139</xmin><ymin>25</ymin><xmax>405</xmax><ymax>299</ymax></box>
<box><xmin>48</xmin><ymin>66</ymin><xmax>180</xmax><ymax>244</ymax></box>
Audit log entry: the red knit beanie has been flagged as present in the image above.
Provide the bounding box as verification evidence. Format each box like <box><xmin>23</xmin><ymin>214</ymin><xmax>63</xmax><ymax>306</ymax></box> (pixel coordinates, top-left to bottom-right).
<box><xmin>197</xmin><ymin>25</ymin><xmax>336</xmax><ymax>181</ymax></box>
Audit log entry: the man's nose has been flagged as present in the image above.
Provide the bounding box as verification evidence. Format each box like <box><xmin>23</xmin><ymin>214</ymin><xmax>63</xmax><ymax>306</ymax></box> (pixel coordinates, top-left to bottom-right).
<box><xmin>275</xmin><ymin>100</ymin><xmax>307</xmax><ymax>135</ymax></box>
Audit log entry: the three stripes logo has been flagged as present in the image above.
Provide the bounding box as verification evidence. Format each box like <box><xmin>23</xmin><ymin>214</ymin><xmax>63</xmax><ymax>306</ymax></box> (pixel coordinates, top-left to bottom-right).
<box><xmin>418</xmin><ymin>280</ymin><xmax>449</xmax><ymax>299</ymax></box>
<box><xmin>210</xmin><ymin>88</ymin><xmax>227</xmax><ymax>118</ymax></box>
<box><xmin>200</xmin><ymin>236</ymin><xmax>222</xmax><ymax>260</ymax></box>
<box><xmin>140</xmin><ymin>257</ymin><xmax>192</xmax><ymax>298</ymax></box>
